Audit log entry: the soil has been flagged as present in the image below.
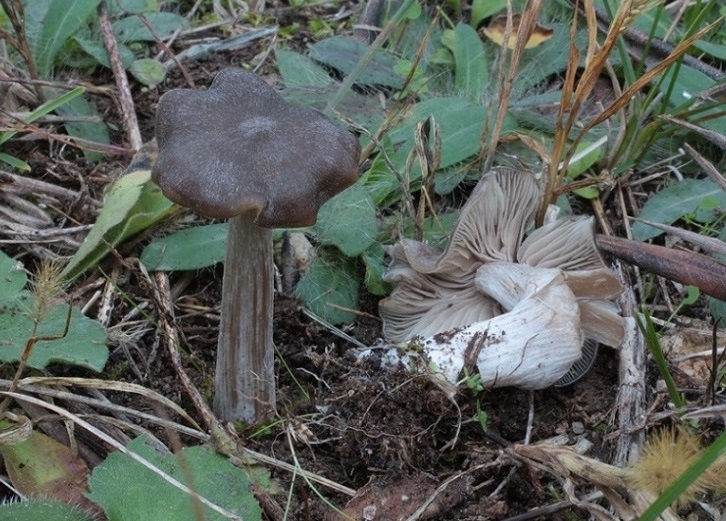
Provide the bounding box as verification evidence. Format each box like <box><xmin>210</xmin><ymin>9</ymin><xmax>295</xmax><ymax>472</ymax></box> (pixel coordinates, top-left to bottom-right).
<box><xmin>1</xmin><ymin>3</ymin><xmax>724</xmax><ymax>521</ymax></box>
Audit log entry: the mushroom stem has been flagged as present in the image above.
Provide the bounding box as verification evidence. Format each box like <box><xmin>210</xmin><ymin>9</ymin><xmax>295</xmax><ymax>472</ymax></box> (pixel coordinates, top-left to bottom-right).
<box><xmin>214</xmin><ymin>212</ymin><xmax>275</xmax><ymax>422</ymax></box>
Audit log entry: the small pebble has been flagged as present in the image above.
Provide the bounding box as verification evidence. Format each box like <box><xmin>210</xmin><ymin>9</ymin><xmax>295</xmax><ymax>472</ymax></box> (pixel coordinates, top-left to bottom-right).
<box><xmin>572</xmin><ymin>421</ymin><xmax>585</xmax><ymax>435</ymax></box>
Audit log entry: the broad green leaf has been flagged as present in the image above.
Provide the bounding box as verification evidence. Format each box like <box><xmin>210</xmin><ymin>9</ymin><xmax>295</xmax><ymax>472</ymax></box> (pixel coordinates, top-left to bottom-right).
<box><xmin>109</xmin><ymin>0</ymin><xmax>157</xmax><ymax>15</ymax></box>
<box><xmin>0</xmin><ymin>499</ymin><xmax>93</xmax><ymax>521</ymax></box>
<box><xmin>315</xmin><ymin>184</ymin><xmax>378</xmax><ymax>256</ymax></box>
<box><xmin>75</xmin><ymin>35</ymin><xmax>135</xmax><ymax>68</ymax></box>
<box><xmin>309</xmin><ymin>36</ymin><xmax>406</xmax><ymax>88</ymax></box>
<box><xmin>362</xmin><ymin>243</ymin><xmax>389</xmax><ymax>296</ymax></box>
<box><xmin>694</xmin><ymin>39</ymin><xmax>726</xmax><ymax>60</ymax></box>
<box><xmin>659</xmin><ymin>64</ymin><xmax>714</xmax><ymax>108</ymax></box>
<box><xmin>50</xmin><ymin>92</ymin><xmax>110</xmax><ymax>162</ymax></box>
<box><xmin>453</xmin><ymin>23</ymin><xmax>488</xmax><ymax>102</ymax></box>
<box><xmin>567</xmin><ymin>141</ymin><xmax>603</xmax><ymax>177</ymax></box>
<box><xmin>0</xmin><ymin>259</ymin><xmax>108</xmax><ymax>368</ymax></box>
<box><xmin>0</xmin><ymin>249</ymin><xmax>26</xmax><ymax>298</ymax></box>
<box><xmin>359</xmin><ymin>136</ymin><xmax>401</xmax><ymax>205</ymax></box>
<box><xmin>295</xmin><ymin>254</ymin><xmax>359</xmax><ymax>324</ymax></box>
<box><xmin>471</xmin><ymin>0</ymin><xmax>506</xmax><ymax>27</ymax></box>
<box><xmin>141</xmin><ymin>223</ymin><xmax>229</xmax><ymax>271</ymax></box>
<box><xmin>276</xmin><ymin>49</ymin><xmax>334</xmax><ymax>88</ymax></box>
<box><xmin>632</xmin><ymin>179</ymin><xmax>726</xmax><ymax>241</ymax></box>
<box><xmin>61</xmin><ymin>170</ymin><xmax>176</xmax><ymax>281</ymax></box>
<box><xmin>0</xmin><ymin>294</ymin><xmax>108</xmax><ymax>371</ymax></box>
<box><xmin>32</xmin><ymin>0</ymin><xmax>102</xmax><ymax>78</ymax></box>
<box><xmin>87</xmin><ymin>437</ymin><xmax>262</xmax><ymax>521</ymax></box>
<box><xmin>113</xmin><ymin>13</ymin><xmax>189</xmax><ymax>42</ymax></box>
<box><xmin>128</xmin><ymin>58</ymin><xmax>166</xmax><ymax>88</ymax></box>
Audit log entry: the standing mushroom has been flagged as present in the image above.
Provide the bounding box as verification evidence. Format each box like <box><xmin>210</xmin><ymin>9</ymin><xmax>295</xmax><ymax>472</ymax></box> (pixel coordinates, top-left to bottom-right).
<box><xmin>152</xmin><ymin>68</ymin><xmax>360</xmax><ymax>422</ymax></box>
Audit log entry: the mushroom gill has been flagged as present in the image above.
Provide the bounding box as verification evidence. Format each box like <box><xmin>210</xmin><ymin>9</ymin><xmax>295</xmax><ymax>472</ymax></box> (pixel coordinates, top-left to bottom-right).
<box><xmin>379</xmin><ymin>167</ymin><xmax>625</xmax><ymax>389</ymax></box>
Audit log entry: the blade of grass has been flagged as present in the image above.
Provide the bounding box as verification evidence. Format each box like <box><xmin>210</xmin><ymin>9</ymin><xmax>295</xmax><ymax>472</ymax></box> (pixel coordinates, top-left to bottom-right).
<box><xmin>635</xmin><ymin>308</ymin><xmax>685</xmax><ymax>408</ymax></box>
<box><xmin>0</xmin><ymin>86</ymin><xmax>85</xmax><ymax>146</ymax></box>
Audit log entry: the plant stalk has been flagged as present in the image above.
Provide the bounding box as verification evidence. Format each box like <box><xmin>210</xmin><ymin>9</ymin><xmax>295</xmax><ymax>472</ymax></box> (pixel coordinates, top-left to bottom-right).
<box><xmin>214</xmin><ymin>212</ymin><xmax>275</xmax><ymax>423</ymax></box>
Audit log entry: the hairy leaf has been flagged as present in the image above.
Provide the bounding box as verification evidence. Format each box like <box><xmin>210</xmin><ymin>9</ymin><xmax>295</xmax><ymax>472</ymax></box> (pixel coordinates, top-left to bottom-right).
<box><xmin>87</xmin><ymin>437</ymin><xmax>262</xmax><ymax>521</ymax></box>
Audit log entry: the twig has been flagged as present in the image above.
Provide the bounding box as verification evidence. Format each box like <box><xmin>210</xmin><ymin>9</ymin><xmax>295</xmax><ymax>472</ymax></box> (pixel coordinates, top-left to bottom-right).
<box><xmin>612</xmin><ymin>266</ymin><xmax>646</xmax><ymax>467</ymax></box>
<box><xmin>684</xmin><ymin>143</ymin><xmax>726</xmax><ymax>192</ymax></box>
<box><xmin>98</xmin><ymin>0</ymin><xmax>143</xmax><ymax>150</ymax></box>
<box><xmin>148</xmin><ymin>270</ymin><xmax>217</xmax><ymax>432</ymax></box>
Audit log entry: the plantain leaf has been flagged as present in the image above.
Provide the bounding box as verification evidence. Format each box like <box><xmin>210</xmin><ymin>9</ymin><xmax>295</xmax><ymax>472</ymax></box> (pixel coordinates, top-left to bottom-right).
<box><xmin>309</xmin><ymin>36</ymin><xmax>405</xmax><ymax>88</ymax></box>
<box><xmin>453</xmin><ymin>23</ymin><xmax>488</xmax><ymax>102</ymax></box>
<box><xmin>141</xmin><ymin>223</ymin><xmax>228</xmax><ymax>271</ymax></box>
<box><xmin>632</xmin><ymin>178</ymin><xmax>726</xmax><ymax>241</ymax></box>
<box><xmin>61</xmin><ymin>170</ymin><xmax>176</xmax><ymax>281</ymax></box>
<box><xmin>32</xmin><ymin>0</ymin><xmax>102</xmax><ymax>78</ymax></box>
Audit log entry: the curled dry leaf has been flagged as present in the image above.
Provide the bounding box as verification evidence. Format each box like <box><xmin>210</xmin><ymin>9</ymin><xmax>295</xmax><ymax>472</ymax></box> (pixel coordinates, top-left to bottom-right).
<box><xmin>479</xmin><ymin>14</ymin><xmax>554</xmax><ymax>49</ymax></box>
<box><xmin>379</xmin><ymin>168</ymin><xmax>624</xmax><ymax>390</ymax></box>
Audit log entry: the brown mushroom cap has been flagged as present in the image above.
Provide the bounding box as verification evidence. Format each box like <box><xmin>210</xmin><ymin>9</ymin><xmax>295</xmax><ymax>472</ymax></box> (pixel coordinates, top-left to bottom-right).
<box><xmin>152</xmin><ymin>67</ymin><xmax>361</xmax><ymax>226</ymax></box>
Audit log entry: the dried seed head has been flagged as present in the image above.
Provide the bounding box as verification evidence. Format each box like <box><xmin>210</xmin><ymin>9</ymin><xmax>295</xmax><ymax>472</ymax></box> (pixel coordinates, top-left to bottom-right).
<box><xmin>627</xmin><ymin>427</ymin><xmax>726</xmax><ymax>507</ymax></box>
<box><xmin>31</xmin><ymin>260</ymin><xmax>65</xmax><ymax>320</ymax></box>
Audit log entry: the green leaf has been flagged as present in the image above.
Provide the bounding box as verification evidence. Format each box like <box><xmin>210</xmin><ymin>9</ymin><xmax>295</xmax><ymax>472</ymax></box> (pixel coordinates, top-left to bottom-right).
<box><xmin>0</xmin><ymin>499</ymin><xmax>93</xmax><ymax>521</ymax></box>
<box><xmin>315</xmin><ymin>185</ymin><xmax>378</xmax><ymax>256</ymax></box>
<box><xmin>295</xmin><ymin>254</ymin><xmax>359</xmax><ymax>324</ymax></box>
<box><xmin>128</xmin><ymin>58</ymin><xmax>166</xmax><ymax>88</ymax></box>
<box><xmin>0</xmin><ymin>249</ymin><xmax>108</xmax><ymax>370</ymax></box>
<box><xmin>358</xmin><ymin>136</ymin><xmax>400</xmax><ymax>205</ymax></box>
<box><xmin>0</xmin><ymin>296</ymin><xmax>108</xmax><ymax>371</ymax></box>
<box><xmin>50</xmin><ymin>91</ymin><xmax>110</xmax><ymax>162</ymax></box>
<box><xmin>693</xmin><ymin>39</ymin><xmax>726</xmax><ymax>60</ymax></box>
<box><xmin>708</xmin><ymin>297</ymin><xmax>726</xmax><ymax>326</ymax></box>
<box><xmin>32</xmin><ymin>0</ymin><xmax>102</xmax><ymax>78</ymax></box>
<box><xmin>87</xmin><ymin>437</ymin><xmax>262</xmax><ymax>521</ymax></box>
<box><xmin>471</xmin><ymin>0</ymin><xmax>506</xmax><ymax>27</ymax></box>
<box><xmin>309</xmin><ymin>36</ymin><xmax>406</xmax><ymax>88</ymax></box>
<box><xmin>0</xmin><ymin>152</ymin><xmax>30</xmax><ymax>171</ymax></box>
<box><xmin>61</xmin><ymin>170</ymin><xmax>176</xmax><ymax>281</ymax></box>
<box><xmin>75</xmin><ymin>35</ymin><xmax>135</xmax><ymax>69</ymax></box>
<box><xmin>0</xmin><ymin>86</ymin><xmax>86</xmax><ymax>147</ymax></box>
<box><xmin>632</xmin><ymin>179</ymin><xmax>726</xmax><ymax>241</ymax></box>
<box><xmin>109</xmin><ymin>0</ymin><xmax>157</xmax><ymax>15</ymax></box>
<box><xmin>453</xmin><ymin>23</ymin><xmax>488</xmax><ymax>102</ymax></box>
<box><xmin>362</xmin><ymin>243</ymin><xmax>389</xmax><ymax>296</ymax></box>
<box><xmin>113</xmin><ymin>13</ymin><xmax>189</xmax><ymax>42</ymax></box>
<box><xmin>659</xmin><ymin>64</ymin><xmax>715</xmax><ymax>108</ymax></box>
<box><xmin>276</xmin><ymin>49</ymin><xmax>334</xmax><ymax>88</ymax></box>
<box><xmin>141</xmin><ymin>223</ymin><xmax>229</xmax><ymax>271</ymax></box>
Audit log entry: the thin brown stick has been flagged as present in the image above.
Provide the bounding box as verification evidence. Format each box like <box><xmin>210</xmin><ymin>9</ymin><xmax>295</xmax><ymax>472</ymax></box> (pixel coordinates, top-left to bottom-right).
<box><xmin>149</xmin><ymin>270</ymin><xmax>217</xmax><ymax>431</ymax></box>
<box><xmin>98</xmin><ymin>0</ymin><xmax>143</xmax><ymax>150</ymax></box>
<box><xmin>684</xmin><ymin>143</ymin><xmax>726</xmax><ymax>192</ymax></box>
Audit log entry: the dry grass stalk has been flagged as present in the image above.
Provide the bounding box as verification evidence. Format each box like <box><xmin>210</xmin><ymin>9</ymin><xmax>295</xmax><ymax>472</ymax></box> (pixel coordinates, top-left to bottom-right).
<box><xmin>481</xmin><ymin>0</ymin><xmax>544</xmax><ymax>172</ymax></box>
<box><xmin>540</xmin><ymin>0</ymin><xmax>695</xmax><ymax>222</ymax></box>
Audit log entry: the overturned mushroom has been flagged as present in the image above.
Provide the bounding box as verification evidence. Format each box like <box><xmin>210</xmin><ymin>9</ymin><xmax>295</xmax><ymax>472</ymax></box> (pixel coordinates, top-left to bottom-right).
<box><xmin>379</xmin><ymin>168</ymin><xmax>624</xmax><ymax>390</ymax></box>
<box><xmin>152</xmin><ymin>68</ymin><xmax>360</xmax><ymax>422</ymax></box>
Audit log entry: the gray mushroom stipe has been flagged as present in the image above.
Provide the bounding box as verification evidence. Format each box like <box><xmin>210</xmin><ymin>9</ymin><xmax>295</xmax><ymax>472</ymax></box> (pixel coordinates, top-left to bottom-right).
<box><xmin>152</xmin><ymin>67</ymin><xmax>361</xmax><ymax>226</ymax></box>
